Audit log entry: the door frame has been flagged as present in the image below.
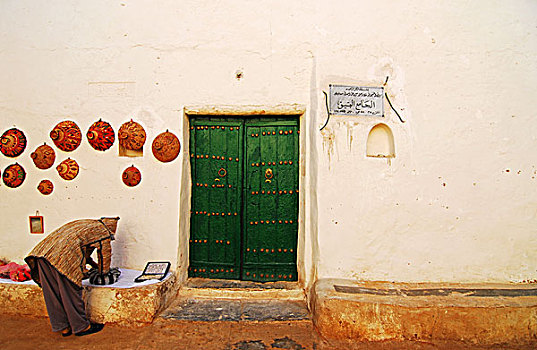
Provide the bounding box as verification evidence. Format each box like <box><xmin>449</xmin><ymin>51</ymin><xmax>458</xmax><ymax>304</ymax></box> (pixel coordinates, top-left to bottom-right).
<box><xmin>178</xmin><ymin>105</ymin><xmax>307</xmax><ymax>287</ymax></box>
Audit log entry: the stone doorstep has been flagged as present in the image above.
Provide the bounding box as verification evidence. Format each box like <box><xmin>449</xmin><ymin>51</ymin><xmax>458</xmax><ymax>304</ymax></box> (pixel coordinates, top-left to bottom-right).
<box><xmin>160</xmin><ymin>278</ymin><xmax>309</xmax><ymax>323</ymax></box>
<box><xmin>0</xmin><ymin>274</ymin><xmax>178</xmax><ymax>326</ymax></box>
<box><xmin>179</xmin><ymin>277</ymin><xmax>306</xmax><ymax>300</ymax></box>
<box><xmin>160</xmin><ymin>298</ymin><xmax>310</xmax><ymax>322</ymax></box>
<box><xmin>311</xmin><ymin>278</ymin><xmax>537</xmax><ymax>346</ymax></box>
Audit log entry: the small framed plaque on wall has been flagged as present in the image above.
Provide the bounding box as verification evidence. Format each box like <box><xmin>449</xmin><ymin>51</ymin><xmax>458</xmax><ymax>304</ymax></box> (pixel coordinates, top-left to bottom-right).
<box><xmin>29</xmin><ymin>215</ymin><xmax>44</xmax><ymax>234</ymax></box>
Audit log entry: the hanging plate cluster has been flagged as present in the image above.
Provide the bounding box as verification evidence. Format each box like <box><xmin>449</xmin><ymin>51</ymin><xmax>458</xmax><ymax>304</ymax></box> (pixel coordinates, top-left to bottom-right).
<box><xmin>0</xmin><ymin>118</ymin><xmax>181</xmax><ymax>194</ymax></box>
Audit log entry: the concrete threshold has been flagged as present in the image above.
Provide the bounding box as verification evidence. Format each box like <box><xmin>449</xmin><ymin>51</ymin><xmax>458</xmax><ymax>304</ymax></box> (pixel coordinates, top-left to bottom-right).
<box><xmin>312</xmin><ymin>278</ymin><xmax>537</xmax><ymax>346</ymax></box>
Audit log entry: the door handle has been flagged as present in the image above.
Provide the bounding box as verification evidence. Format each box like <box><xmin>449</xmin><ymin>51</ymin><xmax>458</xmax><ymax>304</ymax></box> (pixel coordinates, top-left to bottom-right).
<box><xmin>265</xmin><ymin>168</ymin><xmax>273</xmax><ymax>183</ymax></box>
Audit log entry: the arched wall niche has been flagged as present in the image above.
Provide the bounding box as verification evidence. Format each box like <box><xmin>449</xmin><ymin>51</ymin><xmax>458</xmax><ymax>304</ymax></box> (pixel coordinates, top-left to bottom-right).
<box><xmin>366</xmin><ymin>123</ymin><xmax>395</xmax><ymax>158</ymax></box>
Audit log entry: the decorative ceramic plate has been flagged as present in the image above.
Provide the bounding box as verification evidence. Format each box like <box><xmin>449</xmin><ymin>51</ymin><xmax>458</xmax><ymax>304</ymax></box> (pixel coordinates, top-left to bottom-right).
<box><xmin>118</xmin><ymin>120</ymin><xmax>146</xmax><ymax>151</ymax></box>
<box><xmin>31</xmin><ymin>143</ymin><xmax>56</xmax><ymax>169</ymax></box>
<box><xmin>37</xmin><ymin>180</ymin><xmax>54</xmax><ymax>195</ymax></box>
<box><xmin>50</xmin><ymin>120</ymin><xmax>82</xmax><ymax>152</ymax></box>
<box><xmin>0</xmin><ymin>128</ymin><xmax>27</xmax><ymax>157</ymax></box>
<box><xmin>122</xmin><ymin>165</ymin><xmax>141</xmax><ymax>187</ymax></box>
<box><xmin>56</xmin><ymin>158</ymin><xmax>79</xmax><ymax>180</ymax></box>
<box><xmin>87</xmin><ymin>119</ymin><xmax>115</xmax><ymax>151</ymax></box>
<box><xmin>152</xmin><ymin>130</ymin><xmax>181</xmax><ymax>163</ymax></box>
<box><xmin>2</xmin><ymin>163</ymin><xmax>26</xmax><ymax>188</ymax></box>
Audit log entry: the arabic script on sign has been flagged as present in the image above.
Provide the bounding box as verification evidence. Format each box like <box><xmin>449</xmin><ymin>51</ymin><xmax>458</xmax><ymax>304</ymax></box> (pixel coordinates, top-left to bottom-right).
<box><xmin>329</xmin><ymin>85</ymin><xmax>384</xmax><ymax>117</ymax></box>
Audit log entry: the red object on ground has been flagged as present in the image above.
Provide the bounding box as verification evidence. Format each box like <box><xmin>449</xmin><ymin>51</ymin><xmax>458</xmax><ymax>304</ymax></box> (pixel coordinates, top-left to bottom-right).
<box><xmin>0</xmin><ymin>262</ymin><xmax>31</xmax><ymax>281</ymax></box>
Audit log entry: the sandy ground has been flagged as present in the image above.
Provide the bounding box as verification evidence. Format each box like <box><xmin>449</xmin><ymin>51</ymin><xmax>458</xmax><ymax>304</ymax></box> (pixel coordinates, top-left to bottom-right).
<box><xmin>2</xmin><ymin>313</ymin><xmax>535</xmax><ymax>350</ymax></box>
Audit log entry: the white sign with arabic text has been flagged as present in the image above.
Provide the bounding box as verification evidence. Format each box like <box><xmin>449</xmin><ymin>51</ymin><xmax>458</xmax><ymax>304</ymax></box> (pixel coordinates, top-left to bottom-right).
<box><xmin>329</xmin><ymin>85</ymin><xmax>384</xmax><ymax>117</ymax></box>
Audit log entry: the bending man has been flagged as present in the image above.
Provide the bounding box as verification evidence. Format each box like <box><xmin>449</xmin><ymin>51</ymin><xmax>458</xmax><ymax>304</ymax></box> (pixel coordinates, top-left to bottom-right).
<box><xmin>25</xmin><ymin>217</ymin><xmax>120</xmax><ymax>337</ymax></box>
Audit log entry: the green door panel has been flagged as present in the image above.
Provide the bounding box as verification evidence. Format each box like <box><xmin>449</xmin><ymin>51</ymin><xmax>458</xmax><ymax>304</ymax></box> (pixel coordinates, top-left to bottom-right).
<box><xmin>243</xmin><ymin>122</ymin><xmax>299</xmax><ymax>282</ymax></box>
<box><xmin>189</xmin><ymin>117</ymin><xmax>299</xmax><ymax>282</ymax></box>
<box><xmin>189</xmin><ymin>119</ymin><xmax>243</xmax><ymax>279</ymax></box>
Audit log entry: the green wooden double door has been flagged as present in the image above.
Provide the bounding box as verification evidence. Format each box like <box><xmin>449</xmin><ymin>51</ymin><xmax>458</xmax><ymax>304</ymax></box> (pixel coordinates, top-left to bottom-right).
<box><xmin>189</xmin><ymin>117</ymin><xmax>299</xmax><ymax>282</ymax></box>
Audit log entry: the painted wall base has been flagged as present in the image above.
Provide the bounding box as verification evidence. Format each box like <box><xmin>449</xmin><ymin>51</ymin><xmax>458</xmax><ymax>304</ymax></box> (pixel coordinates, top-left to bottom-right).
<box><xmin>5</xmin><ymin>275</ymin><xmax>537</xmax><ymax>346</ymax></box>
<box><xmin>0</xmin><ymin>275</ymin><xmax>177</xmax><ymax>326</ymax></box>
<box><xmin>311</xmin><ymin>278</ymin><xmax>537</xmax><ymax>346</ymax></box>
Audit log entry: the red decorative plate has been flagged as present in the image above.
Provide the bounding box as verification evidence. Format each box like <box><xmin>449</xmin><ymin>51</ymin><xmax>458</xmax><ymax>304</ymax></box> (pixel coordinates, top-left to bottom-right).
<box><xmin>118</xmin><ymin>120</ymin><xmax>146</xmax><ymax>151</ymax></box>
<box><xmin>87</xmin><ymin>119</ymin><xmax>115</xmax><ymax>151</ymax></box>
<box><xmin>56</xmin><ymin>158</ymin><xmax>79</xmax><ymax>180</ymax></box>
<box><xmin>37</xmin><ymin>180</ymin><xmax>54</xmax><ymax>195</ymax></box>
<box><xmin>122</xmin><ymin>165</ymin><xmax>141</xmax><ymax>187</ymax></box>
<box><xmin>152</xmin><ymin>130</ymin><xmax>181</xmax><ymax>163</ymax></box>
<box><xmin>30</xmin><ymin>143</ymin><xmax>56</xmax><ymax>169</ymax></box>
<box><xmin>50</xmin><ymin>120</ymin><xmax>82</xmax><ymax>152</ymax></box>
<box><xmin>2</xmin><ymin>163</ymin><xmax>26</xmax><ymax>188</ymax></box>
<box><xmin>1</xmin><ymin>128</ymin><xmax>27</xmax><ymax>157</ymax></box>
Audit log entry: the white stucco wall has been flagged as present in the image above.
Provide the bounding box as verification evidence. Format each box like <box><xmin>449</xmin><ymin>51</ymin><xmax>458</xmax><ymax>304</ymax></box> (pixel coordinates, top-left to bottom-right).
<box><xmin>1</xmin><ymin>1</ymin><xmax>536</xmax><ymax>284</ymax></box>
<box><xmin>0</xmin><ymin>0</ymin><xmax>315</xmax><ymax>273</ymax></box>
<box><xmin>315</xmin><ymin>1</ymin><xmax>537</xmax><ymax>283</ymax></box>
